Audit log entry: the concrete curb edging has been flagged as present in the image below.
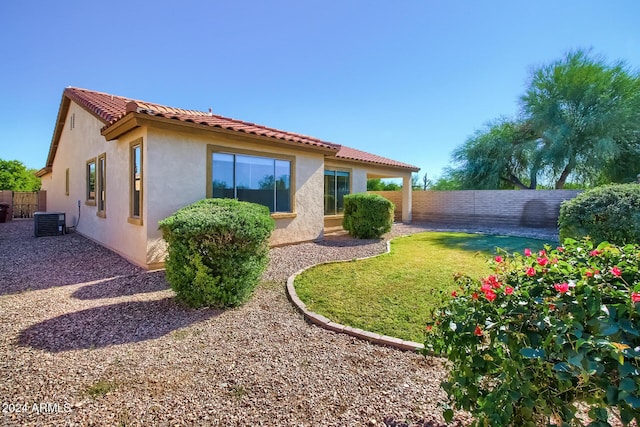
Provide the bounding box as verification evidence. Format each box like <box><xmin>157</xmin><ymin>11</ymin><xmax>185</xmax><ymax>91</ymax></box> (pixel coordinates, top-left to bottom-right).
<box><xmin>285</xmin><ymin>239</ymin><xmax>425</xmax><ymax>352</ymax></box>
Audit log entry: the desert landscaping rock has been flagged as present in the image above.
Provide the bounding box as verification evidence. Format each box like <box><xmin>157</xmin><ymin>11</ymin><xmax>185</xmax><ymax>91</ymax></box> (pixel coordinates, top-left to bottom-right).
<box><xmin>0</xmin><ymin>219</ymin><xmax>555</xmax><ymax>426</ymax></box>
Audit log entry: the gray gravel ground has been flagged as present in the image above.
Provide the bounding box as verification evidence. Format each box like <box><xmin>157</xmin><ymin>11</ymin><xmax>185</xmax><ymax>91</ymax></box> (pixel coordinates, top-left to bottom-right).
<box><xmin>0</xmin><ymin>219</ymin><xmax>556</xmax><ymax>426</ymax></box>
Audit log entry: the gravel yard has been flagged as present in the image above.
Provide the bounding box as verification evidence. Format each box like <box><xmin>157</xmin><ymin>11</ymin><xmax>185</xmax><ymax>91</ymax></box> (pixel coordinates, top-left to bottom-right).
<box><xmin>0</xmin><ymin>219</ymin><xmax>556</xmax><ymax>426</ymax></box>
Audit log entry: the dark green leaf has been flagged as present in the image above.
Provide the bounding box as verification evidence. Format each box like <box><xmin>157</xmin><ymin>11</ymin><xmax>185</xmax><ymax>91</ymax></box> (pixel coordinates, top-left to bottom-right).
<box><xmin>520</xmin><ymin>348</ymin><xmax>545</xmax><ymax>359</ymax></box>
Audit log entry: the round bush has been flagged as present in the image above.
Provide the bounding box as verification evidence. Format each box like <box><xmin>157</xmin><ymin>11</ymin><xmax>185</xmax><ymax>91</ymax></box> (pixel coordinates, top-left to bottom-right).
<box><xmin>158</xmin><ymin>199</ymin><xmax>275</xmax><ymax>308</ymax></box>
<box><xmin>425</xmin><ymin>239</ymin><xmax>640</xmax><ymax>426</ymax></box>
<box><xmin>559</xmin><ymin>184</ymin><xmax>640</xmax><ymax>245</ymax></box>
<box><xmin>342</xmin><ymin>193</ymin><xmax>394</xmax><ymax>239</ymax></box>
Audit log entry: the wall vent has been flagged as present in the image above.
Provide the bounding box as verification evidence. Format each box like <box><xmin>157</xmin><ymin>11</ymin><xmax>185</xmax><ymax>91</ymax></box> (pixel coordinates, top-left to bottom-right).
<box><xmin>34</xmin><ymin>212</ymin><xmax>66</xmax><ymax>237</ymax></box>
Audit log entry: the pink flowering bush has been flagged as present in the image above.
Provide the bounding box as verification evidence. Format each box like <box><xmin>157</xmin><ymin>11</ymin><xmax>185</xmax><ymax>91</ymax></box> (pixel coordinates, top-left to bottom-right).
<box><xmin>424</xmin><ymin>238</ymin><xmax>640</xmax><ymax>427</ymax></box>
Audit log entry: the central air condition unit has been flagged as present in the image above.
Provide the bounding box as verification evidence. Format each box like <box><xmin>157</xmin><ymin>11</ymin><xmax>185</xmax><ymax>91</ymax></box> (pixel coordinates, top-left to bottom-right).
<box><xmin>34</xmin><ymin>212</ymin><xmax>66</xmax><ymax>237</ymax></box>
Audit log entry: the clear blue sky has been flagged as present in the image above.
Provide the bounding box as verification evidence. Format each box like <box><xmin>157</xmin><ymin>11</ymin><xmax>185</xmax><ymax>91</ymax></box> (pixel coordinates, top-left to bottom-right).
<box><xmin>1</xmin><ymin>1</ymin><xmax>638</xmax><ymax>180</ymax></box>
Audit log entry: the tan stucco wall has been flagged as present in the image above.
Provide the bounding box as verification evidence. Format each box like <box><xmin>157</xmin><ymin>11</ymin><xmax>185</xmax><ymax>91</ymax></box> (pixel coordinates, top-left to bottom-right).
<box><xmin>41</xmin><ymin>102</ymin><xmax>150</xmax><ymax>267</ymax></box>
<box><xmin>143</xmin><ymin>127</ymin><xmax>326</xmax><ymax>264</ymax></box>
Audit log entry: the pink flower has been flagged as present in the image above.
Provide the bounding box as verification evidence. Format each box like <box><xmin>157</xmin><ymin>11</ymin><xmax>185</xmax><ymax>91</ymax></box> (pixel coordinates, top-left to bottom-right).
<box><xmin>590</xmin><ymin>249</ymin><xmax>602</xmax><ymax>257</ymax></box>
<box><xmin>474</xmin><ymin>326</ymin><xmax>483</xmax><ymax>336</ymax></box>
<box><xmin>612</xmin><ymin>266</ymin><xmax>622</xmax><ymax>277</ymax></box>
<box><xmin>505</xmin><ymin>286</ymin><xmax>514</xmax><ymax>295</ymax></box>
<box><xmin>526</xmin><ymin>267</ymin><xmax>536</xmax><ymax>277</ymax></box>
<box><xmin>524</xmin><ymin>248</ymin><xmax>532</xmax><ymax>257</ymax></box>
<box><xmin>537</xmin><ymin>257</ymin><xmax>549</xmax><ymax>266</ymax></box>
<box><xmin>556</xmin><ymin>246</ymin><xmax>565</xmax><ymax>252</ymax></box>
<box><xmin>551</xmin><ymin>258</ymin><xmax>559</xmax><ymax>265</ymax></box>
<box><xmin>554</xmin><ymin>282</ymin><xmax>569</xmax><ymax>293</ymax></box>
<box><xmin>632</xmin><ymin>292</ymin><xmax>640</xmax><ymax>304</ymax></box>
<box><xmin>585</xmin><ymin>270</ymin><xmax>594</xmax><ymax>278</ymax></box>
<box><xmin>539</xmin><ymin>250</ymin><xmax>546</xmax><ymax>256</ymax></box>
<box><xmin>480</xmin><ymin>283</ymin><xmax>492</xmax><ymax>293</ymax></box>
<box><xmin>495</xmin><ymin>255</ymin><xmax>503</xmax><ymax>263</ymax></box>
<box><xmin>484</xmin><ymin>290</ymin><xmax>497</xmax><ymax>302</ymax></box>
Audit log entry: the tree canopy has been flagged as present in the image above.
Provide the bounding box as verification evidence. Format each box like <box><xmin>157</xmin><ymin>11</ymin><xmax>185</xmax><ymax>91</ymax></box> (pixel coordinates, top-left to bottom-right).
<box><xmin>451</xmin><ymin>50</ymin><xmax>640</xmax><ymax>189</ymax></box>
<box><xmin>0</xmin><ymin>159</ymin><xmax>41</xmax><ymax>191</ymax></box>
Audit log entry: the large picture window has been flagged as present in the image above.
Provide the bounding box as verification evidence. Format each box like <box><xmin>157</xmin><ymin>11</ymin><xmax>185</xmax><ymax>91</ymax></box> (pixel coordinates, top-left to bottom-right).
<box><xmin>211</xmin><ymin>151</ymin><xmax>292</xmax><ymax>213</ymax></box>
<box><xmin>324</xmin><ymin>169</ymin><xmax>350</xmax><ymax>215</ymax></box>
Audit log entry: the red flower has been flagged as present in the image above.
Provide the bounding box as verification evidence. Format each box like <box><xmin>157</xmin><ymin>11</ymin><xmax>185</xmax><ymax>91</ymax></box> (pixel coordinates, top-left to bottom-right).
<box><xmin>474</xmin><ymin>326</ymin><xmax>483</xmax><ymax>336</ymax></box>
<box><xmin>551</xmin><ymin>258</ymin><xmax>559</xmax><ymax>264</ymax></box>
<box><xmin>524</xmin><ymin>248</ymin><xmax>532</xmax><ymax>257</ymax></box>
<box><xmin>505</xmin><ymin>286</ymin><xmax>514</xmax><ymax>295</ymax></box>
<box><xmin>554</xmin><ymin>283</ymin><xmax>569</xmax><ymax>293</ymax></box>
<box><xmin>484</xmin><ymin>290</ymin><xmax>497</xmax><ymax>302</ymax></box>
<box><xmin>451</xmin><ymin>291</ymin><xmax>458</xmax><ymax>297</ymax></box>
<box><xmin>526</xmin><ymin>267</ymin><xmax>536</xmax><ymax>277</ymax></box>
<box><xmin>472</xmin><ymin>292</ymin><xmax>479</xmax><ymax>300</ymax></box>
<box><xmin>590</xmin><ymin>249</ymin><xmax>602</xmax><ymax>257</ymax></box>
<box><xmin>425</xmin><ymin>325</ymin><xmax>433</xmax><ymax>332</ymax></box>
<box><xmin>495</xmin><ymin>255</ymin><xmax>504</xmax><ymax>263</ymax></box>
<box><xmin>549</xmin><ymin>303</ymin><xmax>556</xmax><ymax>311</ymax></box>
<box><xmin>537</xmin><ymin>257</ymin><xmax>549</xmax><ymax>266</ymax></box>
<box><xmin>480</xmin><ymin>283</ymin><xmax>492</xmax><ymax>293</ymax></box>
<box><xmin>585</xmin><ymin>270</ymin><xmax>594</xmax><ymax>278</ymax></box>
<box><xmin>612</xmin><ymin>266</ymin><xmax>622</xmax><ymax>277</ymax></box>
<box><xmin>556</xmin><ymin>246</ymin><xmax>565</xmax><ymax>252</ymax></box>
<box><xmin>632</xmin><ymin>292</ymin><xmax>640</xmax><ymax>304</ymax></box>
<box><xmin>483</xmin><ymin>275</ymin><xmax>501</xmax><ymax>289</ymax></box>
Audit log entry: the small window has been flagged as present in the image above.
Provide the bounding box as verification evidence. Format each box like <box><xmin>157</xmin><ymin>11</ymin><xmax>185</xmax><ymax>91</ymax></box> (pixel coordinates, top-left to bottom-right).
<box><xmin>65</xmin><ymin>168</ymin><xmax>69</xmax><ymax>196</ymax></box>
<box><xmin>97</xmin><ymin>153</ymin><xmax>106</xmax><ymax>217</ymax></box>
<box><xmin>86</xmin><ymin>159</ymin><xmax>96</xmax><ymax>205</ymax></box>
<box><xmin>129</xmin><ymin>139</ymin><xmax>143</xmax><ymax>224</ymax></box>
<box><xmin>324</xmin><ymin>169</ymin><xmax>350</xmax><ymax>215</ymax></box>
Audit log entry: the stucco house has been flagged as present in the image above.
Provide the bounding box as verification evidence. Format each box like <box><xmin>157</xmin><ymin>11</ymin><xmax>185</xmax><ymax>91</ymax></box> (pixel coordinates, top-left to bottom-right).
<box><xmin>37</xmin><ymin>87</ymin><xmax>418</xmax><ymax>269</ymax></box>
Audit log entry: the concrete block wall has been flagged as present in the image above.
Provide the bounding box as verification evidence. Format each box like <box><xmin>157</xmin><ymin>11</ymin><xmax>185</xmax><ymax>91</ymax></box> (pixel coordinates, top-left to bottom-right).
<box><xmin>371</xmin><ymin>190</ymin><xmax>581</xmax><ymax>229</ymax></box>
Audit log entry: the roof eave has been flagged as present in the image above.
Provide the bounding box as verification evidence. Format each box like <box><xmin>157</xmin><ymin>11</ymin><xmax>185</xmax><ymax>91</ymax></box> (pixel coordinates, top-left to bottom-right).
<box><xmin>103</xmin><ymin>112</ymin><xmax>339</xmax><ymax>154</ymax></box>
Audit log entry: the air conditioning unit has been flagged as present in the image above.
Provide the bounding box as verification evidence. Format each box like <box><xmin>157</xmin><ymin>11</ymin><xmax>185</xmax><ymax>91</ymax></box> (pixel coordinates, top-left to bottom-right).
<box><xmin>34</xmin><ymin>212</ymin><xmax>66</xmax><ymax>237</ymax></box>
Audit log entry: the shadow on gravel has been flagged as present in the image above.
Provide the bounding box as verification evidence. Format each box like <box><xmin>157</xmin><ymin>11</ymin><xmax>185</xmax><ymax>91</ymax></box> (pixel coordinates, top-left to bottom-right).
<box><xmin>0</xmin><ymin>221</ymin><xmax>141</xmax><ymax>295</ymax></box>
<box><xmin>71</xmin><ymin>271</ymin><xmax>169</xmax><ymax>300</ymax></box>
<box><xmin>18</xmin><ymin>297</ymin><xmax>220</xmax><ymax>352</ymax></box>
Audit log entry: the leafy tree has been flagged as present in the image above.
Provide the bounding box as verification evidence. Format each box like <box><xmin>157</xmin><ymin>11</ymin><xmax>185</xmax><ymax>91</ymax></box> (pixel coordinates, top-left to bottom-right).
<box><xmin>431</xmin><ymin>168</ymin><xmax>464</xmax><ymax>190</ymax></box>
<box><xmin>367</xmin><ymin>178</ymin><xmax>401</xmax><ymax>191</ymax></box>
<box><xmin>0</xmin><ymin>159</ymin><xmax>41</xmax><ymax>191</ymax></box>
<box><xmin>451</xmin><ymin>50</ymin><xmax>640</xmax><ymax>189</ymax></box>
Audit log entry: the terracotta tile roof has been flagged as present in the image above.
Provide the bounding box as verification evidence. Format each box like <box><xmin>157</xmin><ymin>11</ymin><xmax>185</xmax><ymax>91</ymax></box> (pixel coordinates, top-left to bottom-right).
<box><xmin>336</xmin><ymin>145</ymin><xmax>419</xmax><ymax>171</ymax></box>
<box><xmin>59</xmin><ymin>87</ymin><xmax>419</xmax><ymax>171</ymax></box>
<box><xmin>65</xmin><ymin>87</ymin><xmax>338</xmax><ymax>151</ymax></box>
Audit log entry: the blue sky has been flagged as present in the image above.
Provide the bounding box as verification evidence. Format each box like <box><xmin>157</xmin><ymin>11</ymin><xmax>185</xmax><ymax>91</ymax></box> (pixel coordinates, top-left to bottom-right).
<box><xmin>1</xmin><ymin>1</ymin><xmax>638</xmax><ymax>180</ymax></box>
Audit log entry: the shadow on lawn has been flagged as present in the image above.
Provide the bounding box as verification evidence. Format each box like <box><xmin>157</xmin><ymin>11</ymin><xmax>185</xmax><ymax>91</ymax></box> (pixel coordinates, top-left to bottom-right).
<box><xmin>422</xmin><ymin>232</ymin><xmax>547</xmax><ymax>255</ymax></box>
<box><xmin>18</xmin><ymin>297</ymin><xmax>220</xmax><ymax>352</ymax></box>
<box><xmin>71</xmin><ymin>270</ymin><xmax>169</xmax><ymax>300</ymax></box>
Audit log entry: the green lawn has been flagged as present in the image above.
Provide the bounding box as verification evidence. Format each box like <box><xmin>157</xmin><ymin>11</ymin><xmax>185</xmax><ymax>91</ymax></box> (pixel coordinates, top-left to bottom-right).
<box><xmin>294</xmin><ymin>231</ymin><xmax>551</xmax><ymax>343</ymax></box>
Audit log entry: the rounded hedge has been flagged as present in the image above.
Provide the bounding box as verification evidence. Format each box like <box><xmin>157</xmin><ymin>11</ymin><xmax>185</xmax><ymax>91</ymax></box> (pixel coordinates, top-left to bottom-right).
<box><xmin>342</xmin><ymin>193</ymin><xmax>394</xmax><ymax>239</ymax></box>
<box><xmin>158</xmin><ymin>199</ymin><xmax>275</xmax><ymax>308</ymax></box>
<box><xmin>559</xmin><ymin>184</ymin><xmax>640</xmax><ymax>245</ymax></box>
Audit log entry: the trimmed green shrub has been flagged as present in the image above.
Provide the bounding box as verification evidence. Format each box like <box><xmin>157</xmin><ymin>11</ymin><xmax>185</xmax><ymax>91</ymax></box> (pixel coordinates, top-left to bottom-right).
<box><xmin>559</xmin><ymin>184</ymin><xmax>640</xmax><ymax>245</ymax></box>
<box><xmin>425</xmin><ymin>239</ymin><xmax>640</xmax><ymax>426</ymax></box>
<box><xmin>342</xmin><ymin>193</ymin><xmax>394</xmax><ymax>239</ymax></box>
<box><xmin>158</xmin><ymin>199</ymin><xmax>275</xmax><ymax>308</ymax></box>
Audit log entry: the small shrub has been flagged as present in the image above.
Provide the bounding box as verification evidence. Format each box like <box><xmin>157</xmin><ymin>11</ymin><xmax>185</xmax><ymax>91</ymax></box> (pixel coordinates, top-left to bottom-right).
<box><xmin>559</xmin><ymin>184</ymin><xmax>640</xmax><ymax>245</ymax></box>
<box><xmin>159</xmin><ymin>199</ymin><xmax>275</xmax><ymax>308</ymax></box>
<box><xmin>424</xmin><ymin>238</ymin><xmax>640</xmax><ymax>427</ymax></box>
<box><xmin>342</xmin><ymin>193</ymin><xmax>394</xmax><ymax>239</ymax></box>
